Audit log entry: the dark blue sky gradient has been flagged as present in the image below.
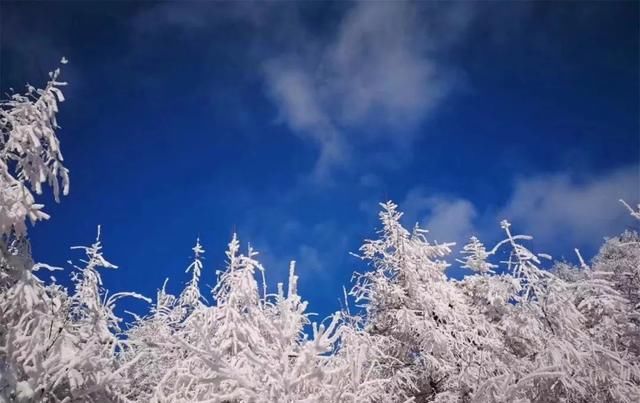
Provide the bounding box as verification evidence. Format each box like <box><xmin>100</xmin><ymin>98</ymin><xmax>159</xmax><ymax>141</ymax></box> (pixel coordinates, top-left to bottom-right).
<box><xmin>1</xmin><ymin>1</ymin><xmax>638</xmax><ymax>320</ymax></box>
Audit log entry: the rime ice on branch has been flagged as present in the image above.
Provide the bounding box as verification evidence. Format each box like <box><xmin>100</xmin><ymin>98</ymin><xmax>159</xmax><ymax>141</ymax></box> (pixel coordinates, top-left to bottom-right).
<box><xmin>0</xmin><ymin>58</ymin><xmax>69</xmax><ymax>235</ymax></box>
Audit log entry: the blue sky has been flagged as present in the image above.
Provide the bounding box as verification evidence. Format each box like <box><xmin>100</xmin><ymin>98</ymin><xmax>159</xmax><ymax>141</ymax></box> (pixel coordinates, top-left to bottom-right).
<box><xmin>1</xmin><ymin>1</ymin><xmax>638</xmax><ymax>320</ymax></box>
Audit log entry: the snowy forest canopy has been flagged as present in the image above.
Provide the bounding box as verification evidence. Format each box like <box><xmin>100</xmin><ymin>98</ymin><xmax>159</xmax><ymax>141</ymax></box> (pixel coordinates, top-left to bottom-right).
<box><xmin>1</xmin><ymin>64</ymin><xmax>639</xmax><ymax>403</ymax></box>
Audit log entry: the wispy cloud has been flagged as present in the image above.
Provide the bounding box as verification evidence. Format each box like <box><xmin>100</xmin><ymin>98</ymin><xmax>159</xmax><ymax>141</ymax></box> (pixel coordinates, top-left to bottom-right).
<box><xmin>499</xmin><ymin>164</ymin><xmax>640</xmax><ymax>252</ymax></box>
<box><xmin>263</xmin><ymin>1</ymin><xmax>473</xmax><ymax>179</ymax></box>
<box><xmin>396</xmin><ymin>164</ymin><xmax>640</xmax><ymax>259</ymax></box>
<box><xmin>125</xmin><ymin>0</ymin><xmax>639</xmax><ymax>263</ymax></box>
<box><xmin>401</xmin><ymin>189</ymin><xmax>478</xmax><ymax>247</ymax></box>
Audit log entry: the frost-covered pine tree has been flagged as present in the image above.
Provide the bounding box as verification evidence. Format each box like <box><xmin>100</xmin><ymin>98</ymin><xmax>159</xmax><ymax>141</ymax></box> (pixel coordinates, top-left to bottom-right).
<box><xmin>120</xmin><ymin>279</ymin><xmax>183</xmax><ymax>402</ymax></box>
<box><xmin>0</xmin><ymin>60</ymin><xmax>69</xmax><ymax>236</ymax></box>
<box><xmin>179</xmin><ymin>238</ymin><xmax>205</xmax><ymax>310</ymax></box>
<box><xmin>133</xmin><ymin>234</ymin><xmax>344</xmax><ymax>402</ymax></box>
<box><xmin>350</xmin><ymin>202</ymin><xmax>511</xmax><ymax>402</ymax></box>
<box><xmin>0</xmin><ymin>60</ymin><xmax>74</xmax><ymax>402</ymax></box>
<box><xmin>0</xmin><ymin>62</ymin><xmax>147</xmax><ymax>403</ymax></box>
<box><xmin>460</xmin><ymin>218</ymin><xmax>640</xmax><ymax>402</ymax></box>
<box><xmin>587</xmin><ymin>202</ymin><xmax>640</xmax><ymax>357</ymax></box>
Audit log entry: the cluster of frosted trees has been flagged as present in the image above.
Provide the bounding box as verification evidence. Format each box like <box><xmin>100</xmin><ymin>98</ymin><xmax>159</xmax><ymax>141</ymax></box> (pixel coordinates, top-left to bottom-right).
<box><xmin>1</xmin><ymin>65</ymin><xmax>639</xmax><ymax>403</ymax></box>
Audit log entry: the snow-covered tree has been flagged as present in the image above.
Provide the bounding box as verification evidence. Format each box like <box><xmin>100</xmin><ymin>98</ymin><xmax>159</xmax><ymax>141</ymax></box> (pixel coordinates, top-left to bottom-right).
<box><xmin>458</xmin><ymin>236</ymin><xmax>497</xmax><ymax>274</ymax></box>
<box><xmin>124</xmin><ymin>235</ymin><xmax>345</xmax><ymax>402</ymax></box>
<box><xmin>460</xmin><ymin>218</ymin><xmax>640</xmax><ymax>402</ymax></box>
<box><xmin>0</xmin><ymin>63</ymin><xmax>145</xmax><ymax>402</ymax></box>
<box><xmin>0</xmin><ymin>61</ymin><xmax>75</xmax><ymax>402</ymax></box>
<box><xmin>0</xmin><ymin>59</ymin><xmax>69</xmax><ymax>236</ymax></box>
<box><xmin>0</xmin><ymin>227</ymin><xmax>148</xmax><ymax>402</ymax></box>
<box><xmin>120</xmin><ymin>279</ymin><xmax>183</xmax><ymax>402</ymax></box>
<box><xmin>350</xmin><ymin>202</ymin><xmax>512</xmax><ymax>402</ymax></box>
<box><xmin>179</xmin><ymin>238</ymin><xmax>206</xmax><ymax>310</ymax></box>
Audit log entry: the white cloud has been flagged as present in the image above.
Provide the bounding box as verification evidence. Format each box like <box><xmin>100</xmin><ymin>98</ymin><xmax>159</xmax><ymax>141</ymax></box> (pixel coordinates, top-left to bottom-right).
<box><xmin>423</xmin><ymin>199</ymin><xmax>477</xmax><ymax>245</ymax></box>
<box><xmin>129</xmin><ymin>1</ymin><xmax>488</xmax><ymax>180</ymax></box>
<box><xmin>401</xmin><ymin>189</ymin><xmax>478</xmax><ymax>247</ymax></box>
<box><xmin>263</xmin><ymin>63</ymin><xmax>345</xmax><ymax>177</ymax></box>
<box><xmin>263</xmin><ymin>1</ymin><xmax>471</xmax><ymax>178</ymax></box>
<box><xmin>328</xmin><ymin>2</ymin><xmax>451</xmax><ymax>129</ymax></box>
<box><xmin>500</xmin><ymin>165</ymin><xmax>640</xmax><ymax>251</ymax></box>
<box><xmin>397</xmin><ymin>164</ymin><xmax>640</xmax><ymax>256</ymax></box>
